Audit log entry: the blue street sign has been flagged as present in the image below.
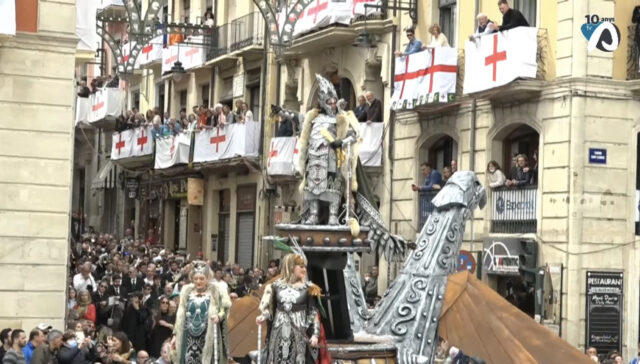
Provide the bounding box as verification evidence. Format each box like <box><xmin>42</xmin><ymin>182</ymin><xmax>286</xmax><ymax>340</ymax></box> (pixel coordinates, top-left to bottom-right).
<box><xmin>588</xmin><ymin>148</ymin><xmax>607</xmax><ymax>164</ymax></box>
<box><xmin>458</xmin><ymin>250</ymin><xmax>477</xmax><ymax>274</ymax></box>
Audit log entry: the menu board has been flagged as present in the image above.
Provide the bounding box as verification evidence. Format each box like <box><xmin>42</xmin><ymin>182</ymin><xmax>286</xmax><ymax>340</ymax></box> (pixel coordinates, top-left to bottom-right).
<box><xmin>585</xmin><ymin>271</ymin><xmax>623</xmax><ymax>354</ymax></box>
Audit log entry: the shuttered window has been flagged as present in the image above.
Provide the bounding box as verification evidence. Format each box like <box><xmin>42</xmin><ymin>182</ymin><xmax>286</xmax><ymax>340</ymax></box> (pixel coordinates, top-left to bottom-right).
<box><xmin>236</xmin><ymin>213</ymin><xmax>254</xmax><ymax>269</ymax></box>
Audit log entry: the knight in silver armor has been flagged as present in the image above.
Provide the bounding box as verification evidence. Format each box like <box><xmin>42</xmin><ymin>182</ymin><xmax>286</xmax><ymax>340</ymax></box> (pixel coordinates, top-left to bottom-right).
<box><xmin>297</xmin><ymin>74</ymin><xmax>360</xmax><ymax>225</ymax></box>
<box><xmin>256</xmin><ymin>254</ymin><xmax>324</xmax><ymax>364</ymax></box>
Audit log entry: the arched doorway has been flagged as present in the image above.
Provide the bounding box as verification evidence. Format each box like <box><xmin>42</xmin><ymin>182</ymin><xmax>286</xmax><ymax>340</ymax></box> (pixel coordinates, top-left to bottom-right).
<box><xmin>501</xmin><ymin>124</ymin><xmax>539</xmax><ymax>183</ymax></box>
<box><xmin>417</xmin><ymin>134</ymin><xmax>458</xmax><ymax>227</ymax></box>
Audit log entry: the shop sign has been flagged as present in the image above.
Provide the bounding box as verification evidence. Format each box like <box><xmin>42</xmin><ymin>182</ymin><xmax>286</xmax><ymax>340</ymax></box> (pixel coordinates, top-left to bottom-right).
<box><xmin>482</xmin><ymin>237</ymin><xmax>534</xmax><ymax>276</ymax></box>
<box><xmin>187</xmin><ymin>178</ymin><xmax>204</xmax><ymax>206</ymax></box>
<box><xmin>140</xmin><ymin>178</ymin><xmax>189</xmax><ymax>200</ymax></box>
<box><xmin>586</xmin><ymin>271</ymin><xmax>623</xmax><ymax>355</ymax></box>
<box><xmin>492</xmin><ymin>187</ymin><xmax>536</xmax><ymax>221</ymax></box>
<box><xmin>125</xmin><ymin>178</ymin><xmax>139</xmax><ymax>199</ymax></box>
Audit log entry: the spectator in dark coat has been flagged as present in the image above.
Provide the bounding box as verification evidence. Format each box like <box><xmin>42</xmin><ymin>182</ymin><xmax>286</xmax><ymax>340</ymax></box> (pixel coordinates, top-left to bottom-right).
<box><xmin>354</xmin><ymin>95</ymin><xmax>369</xmax><ymax>122</ymax></box>
<box><xmin>505</xmin><ymin>154</ymin><xmax>532</xmax><ymax>187</ymax></box>
<box><xmin>489</xmin><ymin>0</ymin><xmax>529</xmax><ymax>32</ymax></box>
<box><xmin>31</xmin><ymin>330</ymin><xmax>63</xmax><ymax>364</ymax></box>
<box><xmin>412</xmin><ymin>163</ymin><xmax>443</xmax><ymax>192</ymax></box>
<box><xmin>56</xmin><ymin>332</ymin><xmax>91</xmax><ymax>364</ymax></box>
<box><xmin>365</xmin><ymin>91</ymin><xmax>382</xmax><ymax>123</ymax></box>
<box><xmin>121</xmin><ymin>295</ymin><xmax>150</xmax><ymax>352</ymax></box>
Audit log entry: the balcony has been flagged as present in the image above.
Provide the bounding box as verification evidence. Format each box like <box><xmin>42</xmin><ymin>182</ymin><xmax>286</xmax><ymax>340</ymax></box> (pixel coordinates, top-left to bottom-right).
<box><xmin>419</xmin><ymin>190</ymin><xmax>438</xmax><ymax>229</ymax></box>
<box><xmin>88</xmin><ymin>87</ymin><xmax>125</xmax><ymax>129</ymax></box>
<box><xmin>489</xmin><ymin>185</ymin><xmax>537</xmax><ymax>234</ymax></box>
<box><xmin>266</xmin><ymin>122</ymin><xmax>384</xmax><ymax>182</ymax></box>
<box><xmin>416</xmin><ymin>28</ymin><xmax>550</xmax><ymax>115</ymax></box>
<box><xmin>110</xmin><ymin>126</ymin><xmax>154</xmax><ymax>169</ymax></box>
<box><xmin>205</xmin><ymin>12</ymin><xmax>265</xmax><ymax>65</ymax></box>
<box><xmin>96</xmin><ymin>0</ymin><xmax>126</xmax><ymax>20</ymax></box>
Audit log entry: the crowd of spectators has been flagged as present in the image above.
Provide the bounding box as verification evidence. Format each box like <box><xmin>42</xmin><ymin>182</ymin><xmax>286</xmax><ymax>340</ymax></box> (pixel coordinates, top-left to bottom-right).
<box><xmin>412</xmin><ymin>159</ymin><xmax>457</xmax><ymax>194</ymax></box>
<box><xmin>111</xmin><ymin>99</ymin><xmax>255</xmax><ymax>139</ymax></box>
<box><xmin>0</xmin><ymin>225</ymin><xmax>284</xmax><ymax>364</ymax></box>
<box><xmin>486</xmin><ymin>151</ymin><xmax>538</xmax><ymax>189</ymax></box>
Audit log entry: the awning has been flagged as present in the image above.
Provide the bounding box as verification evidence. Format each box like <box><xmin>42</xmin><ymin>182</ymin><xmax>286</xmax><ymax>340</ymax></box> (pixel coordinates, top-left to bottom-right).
<box><xmin>91</xmin><ymin>161</ymin><xmax>117</xmax><ymax>190</ymax></box>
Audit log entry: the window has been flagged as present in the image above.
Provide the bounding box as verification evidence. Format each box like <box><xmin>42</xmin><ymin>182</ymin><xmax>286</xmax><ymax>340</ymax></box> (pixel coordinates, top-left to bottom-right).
<box><xmin>217</xmin><ymin>190</ymin><xmax>231</xmax><ymax>263</ymax></box>
<box><xmin>179</xmin><ymin>90</ymin><xmax>187</xmax><ymax>113</ymax></box>
<box><xmin>439</xmin><ymin>0</ymin><xmax>456</xmax><ymax>47</ymax></box>
<box><xmin>183</xmin><ymin>0</ymin><xmax>191</xmax><ymax>23</ymax></box>
<box><xmin>157</xmin><ymin>83</ymin><xmax>165</xmax><ymax>116</ymax></box>
<box><xmin>514</xmin><ymin>0</ymin><xmax>537</xmax><ymax>27</ymax></box>
<box><xmin>132</xmin><ymin>90</ymin><xmax>140</xmax><ymax>111</ymax></box>
<box><xmin>249</xmin><ymin>86</ymin><xmax>260</xmax><ymax>120</ymax></box>
<box><xmin>236</xmin><ymin>185</ymin><xmax>256</xmax><ymax>268</ymax></box>
<box><xmin>201</xmin><ymin>84</ymin><xmax>210</xmax><ymax>107</ymax></box>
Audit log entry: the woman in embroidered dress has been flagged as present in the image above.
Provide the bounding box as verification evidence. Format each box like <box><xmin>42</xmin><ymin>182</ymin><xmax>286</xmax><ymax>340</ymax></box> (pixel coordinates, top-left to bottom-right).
<box><xmin>170</xmin><ymin>261</ymin><xmax>231</xmax><ymax>364</ymax></box>
<box><xmin>256</xmin><ymin>253</ymin><xmax>324</xmax><ymax>364</ymax></box>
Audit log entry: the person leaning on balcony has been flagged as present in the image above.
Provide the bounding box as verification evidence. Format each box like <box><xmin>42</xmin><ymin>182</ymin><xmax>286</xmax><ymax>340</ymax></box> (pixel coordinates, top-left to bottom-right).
<box><xmin>222</xmin><ymin>104</ymin><xmax>235</xmax><ymax>124</ymax></box>
<box><xmin>489</xmin><ymin>0</ymin><xmax>529</xmax><ymax>32</ymax></box>
<box><xmin>425</xmin><ymin>24</ymin><xmax>450</xmax><ymax>48</ymax></box>
<box><xmin>365</xmin><ymin>91</ymin><xmax>382</xmax><ymax>123</ymax></box>
<box><xmin>505</xmin><ymin>154</ymin><xmax>532</xmax><ymax>187</ymax></box>
<box><xmin>412</xmin><ymin>163</ymin><xmax>443</xmax><ymax>192</ymax></box>
<box><xmin>394</xmin><ymin>28</ymin><xmax>422</xmax><ymax>57</ymax></box>
<box><xmin>486</xmin><ymin>160</ymin><xmax>506</xmax><ymax>189</ymax></box>
<box><xmin>354</xmin><ymin>95</ymin><xmax>369</xmax><ymax>122</ymax></box>
<box><xmin>203</xmin><ymin>10</ymin><xmax>214</xmax><ymax>27</ymax></box>
<box><xmin>469</xmin><ymin>13</ymin><xmax>496</xmax><ymax>41</ymax></box>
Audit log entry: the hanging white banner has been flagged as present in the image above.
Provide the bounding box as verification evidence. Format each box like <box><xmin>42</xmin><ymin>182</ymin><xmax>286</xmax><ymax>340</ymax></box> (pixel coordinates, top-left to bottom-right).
<box><xmin>352</xmin><ymin>0</ymin><xmax>382</xmax><ymax>16</ymax></box>
<box><xmin>0</xmin><ymin>0</ymin><xmax>16</xmax><ymax>36</ymax></box>
<box><xmin>131</xmin><ymin>126</ymin><xmax>153</xmax><ymax>157</ymax></box>
<box><xmin>139</xmin><ymin>35</ymin><xmax>163</xmax><ymax>66</ymax></box>
<box><xmin>76</xmin><ymin>0</ymin><xmax>98</xmax><ymax>51</ymax></box>
<box><xmin>193</xmin><ymin>122</ymin><xmax>260</xmax><ymax>163</ymax></box>
<box><xmin>111</xmin><ymin>129</ymin><xmax>135</xmax><ymax>160</ymax></box>
<box><xmin>463</xmin><ymin>27</ymin><xmax>538</xmax><ymax>94</ymax></box>
<box><xmin>89</xmin><ymin>87</ymin><xmax>124</xmax><ymax>123</ymax></box>
<box><xmin>390</xmin><ymin>47</ymin><xmax>458</xmax><ymax>110</ymax></box>
<box><xmin>359</xmin><ymin>122</ymin><xmax>383</xmax><ymax>167</ymax></box>
<box><xmin>161</xmin><ymin>45</ymin><xmax>180</xmax><ymax>74</ymax></box>
<box><xmin>267</xmin><ymin>137</ymin><xmax>299</xmax><ymax>176</ymax></box>
<box><xmin>154</xmin><ymin>133</ymin><xmax>191</xmax><ymax>169</ymax></box>
<box><xmin>75</xmin><ymin>97</ymin><xmax>91</xmax><ymax>126</ymax></box>
<box><xmin>180</xmin><ymin>36</ymin><xmax>205</xmax><ymax>70</ymax></box>
<box><xmin>293</xmin><ymin>0</ymin><xmax>353</xmax><ymax>37</ymax></box>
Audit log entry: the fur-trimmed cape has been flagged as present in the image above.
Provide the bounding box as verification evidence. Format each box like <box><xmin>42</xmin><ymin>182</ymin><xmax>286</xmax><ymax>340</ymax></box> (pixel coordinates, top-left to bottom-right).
<box><xmin>296</xmin><ymin>108</ymin><xmax>361</xmax><ymax>195</ymax></box>
<box><xmin>171</xmin><ymin>283</ymin><xmax>232</xmax><ymax>364</ymax></box>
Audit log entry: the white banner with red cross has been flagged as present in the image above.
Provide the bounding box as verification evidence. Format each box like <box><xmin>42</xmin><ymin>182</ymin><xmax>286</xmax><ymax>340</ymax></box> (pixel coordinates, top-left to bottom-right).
<box><xmin>293</xmin><ymin>0</ymin><xmax>353</xmax><ymax>37</ymax></box>
<box><xmin>75</xmin><ymin>97</ymin><xmax>91</xmax><ymax>126</ymax></box>
<box><xmin>131</xmin><ymin>126</ymin><xmax>153</xmax><ymax>157</ymax></box>
<box><xmin>139</xmin><ymin>35</ymin><xmax>163</xmax><ymax>66</ymax></box>
<box><xmin>463</xmin><ymin>27</ymin><xmax>537</xmax><ymax>94</ymax></box>
<box><xmin>0</xmin><ymin>0</ymin><xmax>16</xmax><ymax>36</ymax></box>
<box><xmin>390</xmin><ymin>47</ymin><xmax>458</xmax><ymax>110</ymax></box>
<box><xmin>89</xmin><ymin>87</ymin><xmax>125</xmax><ymax>123</ymax></box>
<box><xmin>193</xmin><ymin>121</ymin><xmax>261</xmax><ymax>163</ymax></box>
<box><xmin>359</xmin><ymin>122</ymin><xmax>384</xmax><ymax>167</ymax></box>
<box><xmin>110</xmin><ymin>129</ymin><xmax>135</xmax><ymax>160</ymax></box>
<box><xmin>352</xmin><ymin>0</ymin><xmax>382</xmax><ymax>16</ymax></box>
<box><xmin>179</xmin><ymin>36</ymin><xmax>205</xmax><ymax>70</ymax></box>
<box><xmin>267</xmin><ymin>137</ymin><xmax>299</xmax><ymax>176</ymax></box>
<box><xmin>161</xmin><ymin>45</ymin><xmax>180</xmax><ymax>74</ymax></box>
<box><xmin>154</xmin><ymin>132</ymin><xmax>191</xmax><ymax>169</ymax></box>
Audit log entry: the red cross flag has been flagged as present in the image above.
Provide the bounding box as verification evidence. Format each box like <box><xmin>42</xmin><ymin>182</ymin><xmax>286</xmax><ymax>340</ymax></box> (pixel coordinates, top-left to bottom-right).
<box><xmin>352</xmin><ymin>0</ymin><xmax>381</xmax><ymax>16</ymax></box>
<box><xmin>293</xmin><ymin>0</ymin><xmax>352</xmax><ymax>37</ymax></box>
<box><xmin>463</xmin><ymin>27</ymin><xmax>538</xmax><ymax>94</ymax></box>
<box><xmin>110</xmin><ymin>129</ymin><xmax>135</xmax><ymax>160</ymax></box>
<box><xmin>139</xmin><ymin>36</ymin><xmax>163</xmax><ymax>66</ymax></box>
<box><xmin>131</xmin><ymin>126</ymin><xmax>153</xmax><ymax>157</ymax></box>
<box><xmin>154</xmin><ymin>133</ymin><xmax>191</xmax><ymax>169</ymax></box>
<box><xmin>193</xmin><ymin>126</ymin><xmax>229</xmax><ymax>163</ymax></box>
<box><xmin>390</xmin><ymin>47</ymin><xmax>458</xmax><ymax>110</ymax></box>
<box><xmin>179</xmin><ymin>36</ymin><xmax>205</xmax><ymax>70</ymax></box>
<box><xmin>267</xmin><ymin>137</ymin><xmax>299</xmax><ymax>177</ymax></box>
<box><xmin>161</xmin><ymin>45</ymin><xmax>180</xmax><ymax>74</ymax></box>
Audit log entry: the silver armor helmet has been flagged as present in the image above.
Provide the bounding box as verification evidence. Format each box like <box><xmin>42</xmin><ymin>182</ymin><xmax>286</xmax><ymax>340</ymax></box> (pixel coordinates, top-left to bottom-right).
<box><xmin>315</xmin><ymin>74</ymin><xmax>338</xmax><ymax>116</ymax></box>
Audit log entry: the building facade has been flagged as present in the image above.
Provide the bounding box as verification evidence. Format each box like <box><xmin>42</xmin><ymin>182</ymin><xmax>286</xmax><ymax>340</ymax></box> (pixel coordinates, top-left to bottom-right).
<box><xmin>388</xmin><ymin>0</ymin><xmax>640</xmax><ymax>359</ymax></box>
<box><xmin>0</xmin><ymin>0</ymin><xmax>78</xmax><ymax>330</ymax></box>
<box><xmin>74</xmin><ymin>0</ymin><xmax>640</xmax><ymax>359</ymax></box>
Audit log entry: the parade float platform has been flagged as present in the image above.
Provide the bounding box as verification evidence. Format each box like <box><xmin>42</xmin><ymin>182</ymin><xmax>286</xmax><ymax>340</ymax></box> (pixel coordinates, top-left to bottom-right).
<box><xmin>274</xmin><ymin>224</ymin><xmax>371</xmax><ymax>253</ymax></box>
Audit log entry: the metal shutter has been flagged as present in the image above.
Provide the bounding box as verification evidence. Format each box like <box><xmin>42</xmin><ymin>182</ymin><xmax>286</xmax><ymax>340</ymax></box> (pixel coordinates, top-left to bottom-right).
<box><xmin>236</xmin><ymin>213</ymin><xmax>254</xmax><ymax>268</ymax></box>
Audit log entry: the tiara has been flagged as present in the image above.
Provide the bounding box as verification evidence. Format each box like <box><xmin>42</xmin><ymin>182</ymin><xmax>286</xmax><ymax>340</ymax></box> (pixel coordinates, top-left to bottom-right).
<box><xmin>192</xmin><ymin>261</ymin><xmax>209</xmax><ymax>275</ymax></box>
